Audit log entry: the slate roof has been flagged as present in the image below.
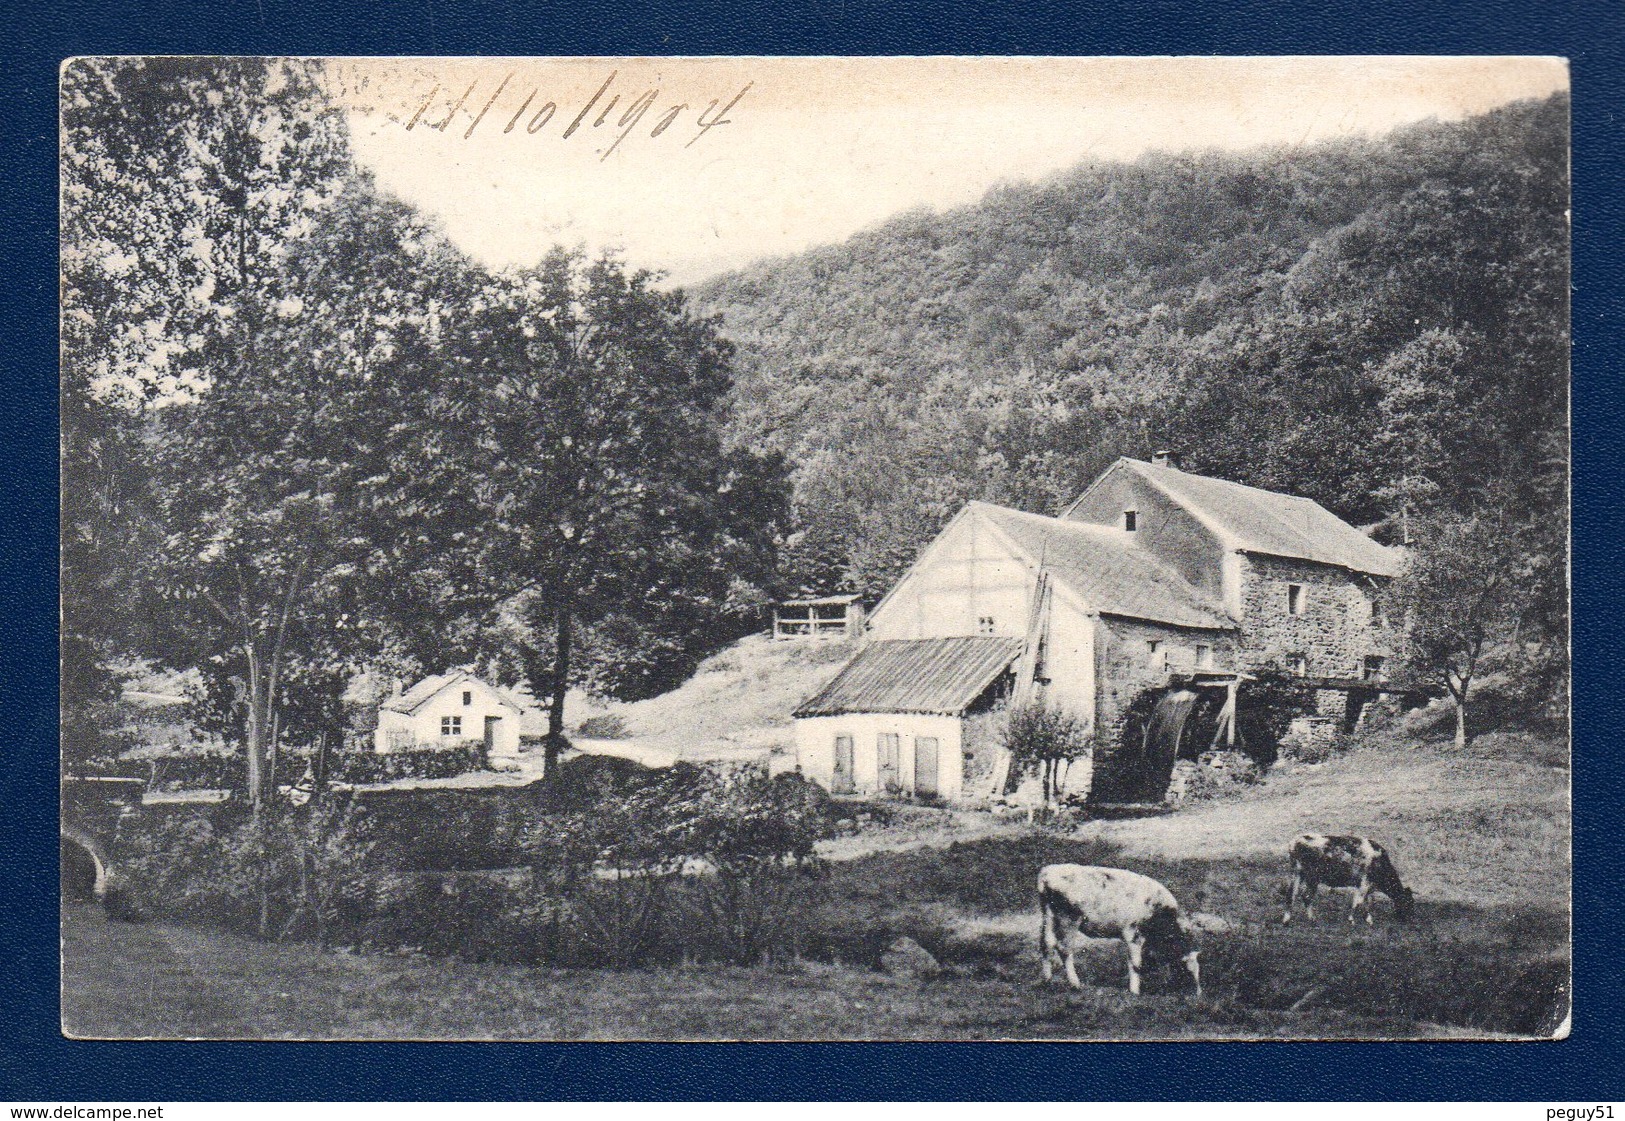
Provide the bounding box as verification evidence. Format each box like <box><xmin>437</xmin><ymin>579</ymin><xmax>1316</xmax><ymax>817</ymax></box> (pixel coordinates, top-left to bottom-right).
<box><xmin>1115</xmin><ymin>458</ymin><xmax>1401</xmax><ymax>577</ymax></box>
<box><xmin>793</xmin><ymin>637</ymin><xmax>1025</xmax><ymax>718</ymax></box>
<box><xmin>971</xmin><ymin>502</ymin><xmax>1235</xmax><ymax>630</ymax></box>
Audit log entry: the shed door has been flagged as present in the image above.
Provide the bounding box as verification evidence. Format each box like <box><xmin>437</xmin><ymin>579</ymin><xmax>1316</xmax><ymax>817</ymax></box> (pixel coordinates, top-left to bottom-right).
<box><xmin>877</xmin><ymin>733</ymin><xmax>901</xmax><ymax>793</ymax></box>
<box><xmin>832</xmin><ymin>735</ymin><xmax>855</xmax><ymax>794</ymax></box>
<box><xmin>914</xmin><ymin>736</ymin><xmax>939</xmax><ymax>797</ymax></box>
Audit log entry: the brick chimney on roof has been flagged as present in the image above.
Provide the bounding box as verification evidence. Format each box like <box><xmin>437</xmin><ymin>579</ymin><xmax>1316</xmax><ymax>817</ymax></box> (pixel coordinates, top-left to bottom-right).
<box><xmin>1152</xmin><ymin>449</ymin><xmax>1181</xmax><ymax>470</ymax></box>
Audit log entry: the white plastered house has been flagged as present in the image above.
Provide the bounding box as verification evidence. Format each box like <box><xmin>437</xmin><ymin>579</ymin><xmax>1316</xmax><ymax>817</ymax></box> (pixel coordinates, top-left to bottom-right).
<box><xmin>373</xmin><ymin>670</ymin><xmax>544</xmax><ymax>760</ymax></box>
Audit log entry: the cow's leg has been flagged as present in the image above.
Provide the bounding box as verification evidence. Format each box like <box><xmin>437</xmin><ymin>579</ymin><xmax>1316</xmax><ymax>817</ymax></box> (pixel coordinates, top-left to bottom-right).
<box><xmin>1125</xmin><ymin>932</ymin><xmax>1144</xmax><ymax>995</ymax></box>
<box><xmin>1350</xmin><ymin>879</ymin><xmax>1372</xmax><ymax>924</ymax></box>
<box><xmin>1039</xmin><ymin>896</ymin><xmax>1057</xmax><ymax>983</ymax></box>
<box><xmin>1303</xmin><ymin>879</ymin><xmax>1317</xmax><ymax>920</ymax></box>
<box><xmin>1182</xmin><ymin>951</ymin><xmax>1202</xmax><ymax>998</ymax></box>
<box><xmin>1060</xmin><ymin>915</ymin><xmax>1083</xmax><ymax>991</ymax></box>
<box><xmin>1283</xmin><ymin>870</ymin><xmax>1305</xmax><ymax>924</ymax></box>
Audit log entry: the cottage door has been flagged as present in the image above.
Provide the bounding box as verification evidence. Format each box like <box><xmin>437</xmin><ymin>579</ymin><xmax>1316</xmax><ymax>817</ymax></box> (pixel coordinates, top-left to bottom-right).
<box><xmin>914</xmin><ymin>736</ymin><xmax>939</xmax><ymax>797</ymax></box>
<box><xmin>832</xmin><ymin>735</ymin><xmax>855</xmax><ymax>794</ymax></box>
<box><xmin>877</xmin><ymin>733</ymin><xmax>902</xmax><ymax>793</ymax></box>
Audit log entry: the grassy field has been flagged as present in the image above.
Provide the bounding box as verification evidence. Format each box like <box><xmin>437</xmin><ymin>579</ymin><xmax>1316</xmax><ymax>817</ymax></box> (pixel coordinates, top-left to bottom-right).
<box><xmin>62</xmin><ymin>724</ymin><xmax>1569</xmax><ymax>1041</ymax></box>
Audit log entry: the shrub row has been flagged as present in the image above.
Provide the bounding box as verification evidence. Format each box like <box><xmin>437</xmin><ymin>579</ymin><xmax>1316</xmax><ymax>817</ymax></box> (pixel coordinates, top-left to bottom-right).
<box><xmin>111</xmin><ymin>759</ymin><xmax>839</xmax><ymax>968</ymax></box>
<box><xmin>333</xmin><ymin>744</ymin><xmax>485</xmax><ymax>785</ymax></box>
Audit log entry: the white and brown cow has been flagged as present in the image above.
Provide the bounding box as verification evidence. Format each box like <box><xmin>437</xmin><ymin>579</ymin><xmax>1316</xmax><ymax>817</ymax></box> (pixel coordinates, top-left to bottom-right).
<box><xmin>1037</xmin><ymin>864</ymin><xmax>1202</xmax><ymax>996</ymax></box>
<box><xmin>1283</xmin><ymin>833</ymin><xmax>1415</xmax><ymax>925</ymax></box>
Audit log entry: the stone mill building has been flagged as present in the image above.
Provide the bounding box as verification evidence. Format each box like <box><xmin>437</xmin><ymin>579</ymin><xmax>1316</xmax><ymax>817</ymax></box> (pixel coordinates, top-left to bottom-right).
<box><xmin>791</xmin><ymin>452</ymin><xmax>1403</xmax><ymax>803</ymax></box>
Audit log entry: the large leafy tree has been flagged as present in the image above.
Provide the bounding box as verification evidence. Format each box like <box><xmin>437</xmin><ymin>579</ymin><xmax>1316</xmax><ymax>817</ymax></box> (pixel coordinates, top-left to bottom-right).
<box><xmin>453</xmin><ymin>251</ymin><xmax>787</xmax><ymax>770</ymax></box>
<box><xmin>146</xmin><ymin>181</ymin><xmax>473</xmax><ymax>807</ymax></box>
<box><xmin>61</xmin><ymin>57</ymin><xmax>347</xmax><ymax>778</ymax></box>
<box><xmin>61</xmin><ymin>58</ymin><xmax>478</xmax><ymax>807</ymax></box>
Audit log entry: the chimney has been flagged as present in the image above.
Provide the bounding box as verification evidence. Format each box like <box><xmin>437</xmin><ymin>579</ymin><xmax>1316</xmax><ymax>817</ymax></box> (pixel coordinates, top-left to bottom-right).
<box><xmin>1152</xmin><ymin>449</ymin><xmax>1181</xmax><ymax>470</ymax></box>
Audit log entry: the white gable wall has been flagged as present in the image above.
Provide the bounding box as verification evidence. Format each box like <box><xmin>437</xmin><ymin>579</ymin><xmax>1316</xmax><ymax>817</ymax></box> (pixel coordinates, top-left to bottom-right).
<box><xmin>868</xmin><ymin>509</ymin><xmax>1035</xmax><ymax>641</ymax></box>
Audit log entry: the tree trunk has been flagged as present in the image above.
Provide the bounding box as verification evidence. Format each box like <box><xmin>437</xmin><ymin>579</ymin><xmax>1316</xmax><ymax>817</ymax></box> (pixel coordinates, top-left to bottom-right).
<box><xmin>1454</xmin><ymin>699</ymin><xmax>1469</xmax><ymax>749</ymax></box>
<box><xmin>544</xmin><ymin>603</ymin><xmax>573</xmax><ymax>776</ymax></box>
<box><xmin>245</xmin><ymin>646</ymin><xmax>270</xmax><ymax>813</ymax></box>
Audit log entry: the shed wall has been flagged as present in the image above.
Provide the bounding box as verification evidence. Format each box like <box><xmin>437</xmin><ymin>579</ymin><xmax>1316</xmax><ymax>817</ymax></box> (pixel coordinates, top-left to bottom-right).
<box><xmin>794</xmin><ymin>713</ymin><xmax>964</xmax><ymax>800</ymax></box>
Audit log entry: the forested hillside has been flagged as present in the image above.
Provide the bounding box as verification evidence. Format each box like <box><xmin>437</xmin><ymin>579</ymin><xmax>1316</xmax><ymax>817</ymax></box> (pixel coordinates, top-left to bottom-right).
<box><xmin>693</xmin><ymin>93</ymin><xmax>1569</xmax><ymax>638</ymax></box>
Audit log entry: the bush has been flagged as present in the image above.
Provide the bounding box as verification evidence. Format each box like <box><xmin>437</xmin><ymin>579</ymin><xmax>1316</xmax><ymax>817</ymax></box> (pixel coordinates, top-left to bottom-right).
<box><xmin>114</xmin><ymin>798</ymin><xmax>376</xmax><ymax>943</ymax></box>
<box><xmin>334</xmin><ymin>744</ymin><xmax>484</xmax><ymax>784</ymax></box>
<box><xmin>360</xmin><ymin>784</ymin><xmax>544</xmax><ymax>871</ymax></box>
<box><xmin>575</xmin><ymin>713</ymin><xmax>630</xmax><ymax>739</ymax></box>
<box><xmin>139</xmin><ymin>748</ymin><xmax>242</xmax><ymax>792</ymax></box>
<box><xmin>1003</xmin><ymin>704</ymin><xmax>1091</xmax><ymax>803</ymax></box>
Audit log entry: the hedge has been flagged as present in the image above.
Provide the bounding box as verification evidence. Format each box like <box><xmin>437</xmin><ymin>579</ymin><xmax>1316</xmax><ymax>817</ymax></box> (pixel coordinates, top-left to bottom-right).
<box><xmin>334</xmin><ymin>744</ymin><xmax>485</xmax><ymax>785</ymax></box>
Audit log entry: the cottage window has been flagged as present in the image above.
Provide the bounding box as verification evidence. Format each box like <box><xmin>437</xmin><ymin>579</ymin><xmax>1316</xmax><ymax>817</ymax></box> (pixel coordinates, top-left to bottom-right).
<box><xmin>462</xmin><ymin>690</ymin><xmax>473</xmax><ymax>706</ymax></box>
<box><xmin>1369</xmin><ymin>597</ymin><xmax>1385</xmax><ymax>626</ymax></box>
<box><xmin>978</xmin><ymin>615</ymin><xmax>995</xmax><ymax>635</ymax></box>
<box><xmin>1287</xmin><ymin>584</ymin><xmax>1305</xmax><ymax>615</ymax></box>
<box><xmin>1146</xmin><ymin>640</ymin><xmax>1166</xmax><ymax>670</ymax></box>
<box><xmin>1195</xmin><ymin>644</ymin><xmax>1213</xmax><ymax>669</ymax></box>
<box><xmin>1287</xmin><ymin>653</ymin><xmax>1308</xmax><ymax>677</ymax></box>
<box><xmin>441</xmin><ymin>715</ymin><xmax>463</xmax><ymax>736</ymax></box>
<box><xmin>1363</xmin><ymin>655</ymin><xmax>1386</xmax><ymax>682</ymax></box>
<box><xmin>1123</xmin><ymin>509</ymin><xmax>1138</xmax><ymax>532</ymax></box>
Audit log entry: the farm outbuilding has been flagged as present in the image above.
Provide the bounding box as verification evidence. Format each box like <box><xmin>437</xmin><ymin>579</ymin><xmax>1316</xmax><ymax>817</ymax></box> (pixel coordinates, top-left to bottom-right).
<box><xmin>792</xmin><ymin>636</ymin><xmax>1023</xmax><ymax>800</ymax></box>
<box><xmin>792</xmin><ymin>454</ymin><xmax>1402</xmax><ymax>804</ymax></box>
<box><xmin>774</xmin><ymin>594</ymin><xmax>865</xmax><ymax>639</ymax></box>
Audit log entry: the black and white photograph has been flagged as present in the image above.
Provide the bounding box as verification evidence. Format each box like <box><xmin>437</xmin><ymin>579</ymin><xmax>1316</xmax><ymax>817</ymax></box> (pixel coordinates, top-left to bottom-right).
<box><xmin>59</xmin><ymin>55</ymin><xmax>1571</xmax><ymax>1041</ymax></box>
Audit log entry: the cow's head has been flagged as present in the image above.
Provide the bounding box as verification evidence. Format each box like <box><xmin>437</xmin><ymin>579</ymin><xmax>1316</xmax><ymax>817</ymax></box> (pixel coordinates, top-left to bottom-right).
<box><xmin>1143</xmin><ymin>909</ymin><xmax>1203</xmax><ymax>993</ymax></box>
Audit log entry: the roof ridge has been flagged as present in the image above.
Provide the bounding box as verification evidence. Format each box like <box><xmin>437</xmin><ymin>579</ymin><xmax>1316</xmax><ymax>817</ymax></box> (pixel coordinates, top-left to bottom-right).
<box><xmin>1123</xmin><ymin>457</ymin><xmax>1320</xmax><ymax>505</ymax></box>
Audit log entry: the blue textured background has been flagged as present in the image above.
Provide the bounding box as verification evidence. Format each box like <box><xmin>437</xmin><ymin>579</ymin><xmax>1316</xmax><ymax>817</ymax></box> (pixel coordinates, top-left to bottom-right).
<box><xmin>5</xmin><ymin>0</ymin><xmax>1621</xmax><ymax>1101</ymax></box>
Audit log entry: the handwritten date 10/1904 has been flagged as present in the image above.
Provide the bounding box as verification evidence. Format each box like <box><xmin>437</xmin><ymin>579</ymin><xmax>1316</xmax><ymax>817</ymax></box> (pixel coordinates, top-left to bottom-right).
<box><xmin>401</xmin><ymin>70</ymin><xmax>751</xmax><ymax>160</ymax></box>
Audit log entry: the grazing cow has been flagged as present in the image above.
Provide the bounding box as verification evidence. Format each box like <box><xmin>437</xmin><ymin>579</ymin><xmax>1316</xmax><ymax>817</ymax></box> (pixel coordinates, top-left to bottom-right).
<box><xmin>1037</xmin><ymin>864</ymin><xmax>1201</xmax><ymax>996</ymax></box>
<box><xmin>1283</xmin><ymin>833</ymin><xmax>1415</xmax><ymax>925</ymax></box>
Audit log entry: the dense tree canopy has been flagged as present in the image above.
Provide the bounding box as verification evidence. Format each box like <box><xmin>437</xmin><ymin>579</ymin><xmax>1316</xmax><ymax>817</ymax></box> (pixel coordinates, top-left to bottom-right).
<box><xmin>695</xmin><ymin>94</ymin><xmax>1570</xmax><ymax>641</ymax></box>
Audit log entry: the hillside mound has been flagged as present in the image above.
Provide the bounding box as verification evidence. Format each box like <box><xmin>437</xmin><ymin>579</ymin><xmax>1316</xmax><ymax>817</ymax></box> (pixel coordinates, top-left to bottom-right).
<box><xmin>569</xmin><ymin>632</ymin><xmax>856</xmax><ymax>763</ymax></box>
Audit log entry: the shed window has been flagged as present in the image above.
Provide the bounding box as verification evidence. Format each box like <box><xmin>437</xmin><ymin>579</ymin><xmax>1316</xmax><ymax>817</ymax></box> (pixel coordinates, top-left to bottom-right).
<box><xmin>1369</xmin><ymin>597</ymin><xmax>1385</xmax><ymax>626</ymax></box>
<box><xmin>1123</xmin><ymin>509</ymin><xmax>1138</xmax><ymax>532</ymax></box>
<box><xmin>977</xmin><ymin>615</ymin><xmax>995</xmax><ymax>635</ymax></box>
<box><xmin>1363</xmin><ymin>655</ymin><xmax>1386</xmax><ymax>682</ymax></box>
<box><xmin>462</xmin><ymin>690</ymin><xmax>473</xmax><ymax>706</ymax></box>
<box><xmin>1287</xmin><ymin>653</ymin><xmax>1308</xmax><ymax>677</ymax></box>
<box><xmin>1287</xmin><ymin>584</ymin><xmax>1305</xmax><ymax>615</ymax></box>
<box><xmin>441</xmin><ymin>715</ymin><xmax>463</xmax><ymax>736</ymax></box>
<box><xmin>1195</xmin><ymin>644</ymin><xmax>1213</xmax><ymax>669</ymax></box>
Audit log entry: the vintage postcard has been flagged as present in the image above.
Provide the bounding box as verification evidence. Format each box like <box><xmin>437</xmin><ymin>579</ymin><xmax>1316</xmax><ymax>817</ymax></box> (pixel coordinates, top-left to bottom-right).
<box><xmin>60</xmin><ymin>56</ymin><xmax>1570</xmax><ymax>1041</ymax></box>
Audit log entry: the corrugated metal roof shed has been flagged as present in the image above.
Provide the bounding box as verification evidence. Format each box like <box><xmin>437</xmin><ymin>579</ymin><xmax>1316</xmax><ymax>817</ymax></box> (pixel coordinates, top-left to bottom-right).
<box><xmin>973</xmin><ymin>502</ymin><xmax>1235</xmax><ymax>630</ymax></box>
<box><xmin>793</xmin><ymin>637</ymin><xmax>1023</xmax><ymax>718</ymax></box>
<box><xmin>1121</xmin><ymin>458</ymin><xmax>1401</xmax><ymax>577</ymax></box>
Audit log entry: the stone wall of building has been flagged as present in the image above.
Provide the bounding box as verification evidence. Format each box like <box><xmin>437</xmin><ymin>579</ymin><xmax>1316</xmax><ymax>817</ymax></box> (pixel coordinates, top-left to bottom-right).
<box><xmin>1089</xmin><ymin>615</ymin><xmax>1240</xmax><ymax>802</ymax></box>
<box><xmin>1236</xmin><ymin>553</ymin><xmax>1393</xmax><ymax>680</ymax></box>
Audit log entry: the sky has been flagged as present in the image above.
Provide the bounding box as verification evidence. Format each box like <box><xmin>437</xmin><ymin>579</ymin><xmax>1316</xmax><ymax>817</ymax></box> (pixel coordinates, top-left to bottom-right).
<box><xmin>335</xmin><ymin>56</ymin><xmax>1568</xmax><ymax>286</ymax></box>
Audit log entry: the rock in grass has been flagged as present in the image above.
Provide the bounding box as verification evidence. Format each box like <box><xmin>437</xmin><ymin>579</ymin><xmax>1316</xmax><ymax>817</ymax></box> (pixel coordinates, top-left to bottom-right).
<box><xmin>880</xmin><ymin>936</ymin><xmax>941</xmax><ymax>979</ymax></box>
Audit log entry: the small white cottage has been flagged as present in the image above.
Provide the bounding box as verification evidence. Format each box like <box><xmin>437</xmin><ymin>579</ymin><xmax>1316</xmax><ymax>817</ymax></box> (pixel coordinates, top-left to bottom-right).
<box><xmin>374</xmin><ymin>670</ymin><xmax>543</xmax><ymax>760</ymax></box>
